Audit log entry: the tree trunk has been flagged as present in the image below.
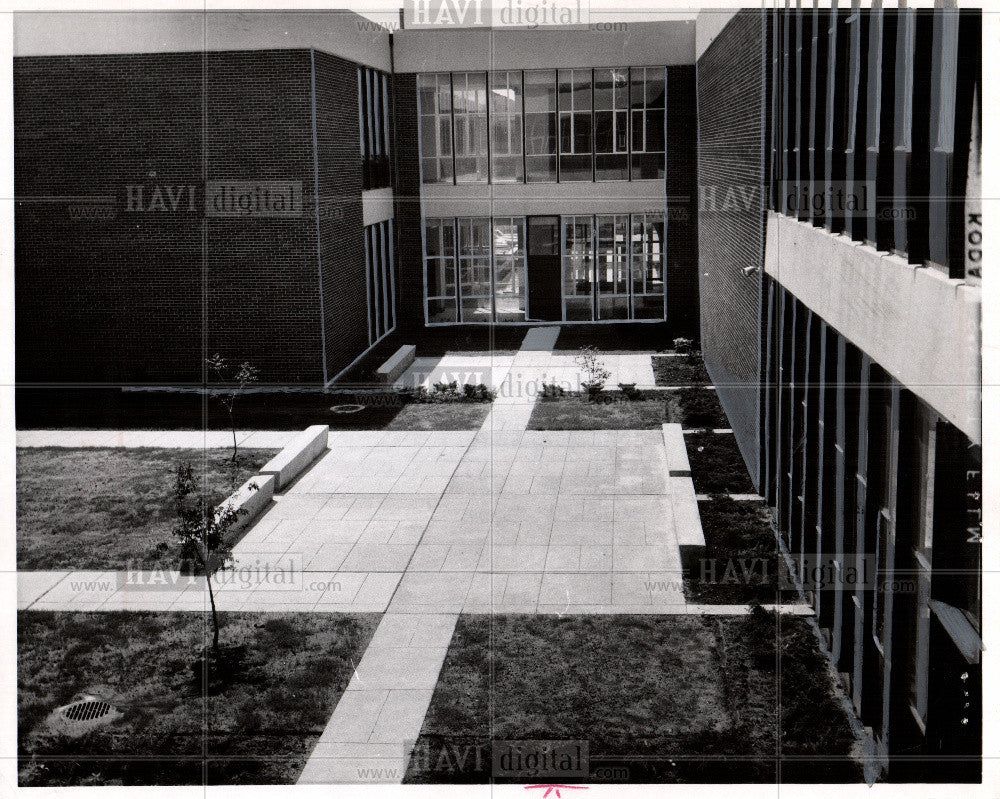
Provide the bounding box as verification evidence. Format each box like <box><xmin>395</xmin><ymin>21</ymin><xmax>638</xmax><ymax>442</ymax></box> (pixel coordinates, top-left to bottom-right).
<box><xmin>229</xmin><ymin>406</ymin><xmax>237</xmax><ymax>462</ymax></box>
<box><xmin>197</xmin><ymin>547</ymin><xmax>221</xmax><ymax>655</ymax></box>
<box><xmin>207</xmin><ymin>571</ymin><xmax>221</xmax><ymax>654</ymax></box>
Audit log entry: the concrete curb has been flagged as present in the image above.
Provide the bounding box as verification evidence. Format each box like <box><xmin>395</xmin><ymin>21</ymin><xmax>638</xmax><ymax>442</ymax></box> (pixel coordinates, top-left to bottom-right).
<box><xmin>260</xmin><ymin>424</ymin><xmax>329</xmax><ymax>490</ymax></box>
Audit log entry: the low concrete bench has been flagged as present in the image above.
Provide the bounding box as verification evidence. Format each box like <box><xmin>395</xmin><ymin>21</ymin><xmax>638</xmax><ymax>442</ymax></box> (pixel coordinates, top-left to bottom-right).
<box><xmin>376</xmin><ymin>344</ymin><xmax>416</xmax><ymax>384</ymax></box>
<box><xmin>260</xmin><ymin>424</ymin><xmax>329</xmax><ymax>490</ymax></box>
<box><xmin>661</xmin><ymin>423</ymin><xmax>691</xmax><ymax>476</ymax></box>
<box><xmin>661</xmin><ymin>423</ymin><xmax>705</xmax><ymax>577</ymax></box>
<box><xmin>217</xmin><ymin>473</ymin><xmax>275</xmax><ymax>537</ymax></box>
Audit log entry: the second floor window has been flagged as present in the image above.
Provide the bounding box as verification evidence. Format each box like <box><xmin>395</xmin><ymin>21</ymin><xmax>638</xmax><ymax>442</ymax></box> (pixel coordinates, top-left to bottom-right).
<box><xmin>453</xmin><ymin>72</ymin><xmax>489</xmax><ymax>183</ymax></box>
<box><xmin>359</xmin><ymin>67</ymin><xmax>391</xmax><ymax>189</ymax></box>
<box><xmin>418</xmin><ymin>68</ymin><xmax>666</xmax><ymax>184</ymax></box>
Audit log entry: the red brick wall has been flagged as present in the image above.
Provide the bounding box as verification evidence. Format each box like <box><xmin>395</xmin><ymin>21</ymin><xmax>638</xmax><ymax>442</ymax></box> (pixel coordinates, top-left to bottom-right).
<box><xmin>313</xmin><ymin>50</ymin><xmax>368</xmax><ymax>381</ymax></box>
<box><xmin>15</xmin><ymin>49</ymin><xmax>370</xmax><ymax>385</ymax></box>
<box><xmin>696</xmin><ymin>9</ymin><xmax>770</xmax><ymax>485</ymax></box>
<box><xmin>391</xmin><ymin>73</ymin><xmax>425</xmax><ymax>331</ymax></box>
<box><xmin>666</xmin><ymin>64</ymin><xmax>699</xmax><ymax>338</ymax></box>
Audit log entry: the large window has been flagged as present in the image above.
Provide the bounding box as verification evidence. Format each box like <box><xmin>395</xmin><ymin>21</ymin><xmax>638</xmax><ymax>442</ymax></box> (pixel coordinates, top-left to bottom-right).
<box><xmin>630</xmin><ymin>68</ymin><xmax>666</xmax><ymax>179</ymax></box>
<box><xmin>419</xmin><ymin>73</ymin><xmax>453</xmax><ymax>185</ymax></box>
<box><xmin>424</xmin><ymin>213</ymin><xmax>665</xmax><ymax>324</ymax></box>
<box><xmin>562</xmin><ymin>216</ymin><xmax>595</xmax><ymax>320</ymax></box>
<box><xmin>524</xmin><ymin>70</ymin><xmax>558</xmax><ymax>182</ymax></box>
<box><xmin>490</xmin><ymin>71</ymin><xmax>523</xmax><ymax>183</ymax></box>
<box><xmin>364</xmin><ymin>219</ymin><xmax>396</xmax><ymax>344</ymax></box>
<box><xmin>596</xmin><ymin>215</ymin><xmax>630</xmax><ymax>318</ymax></box>
<box><xmin>493</xmin><ymin>217</ymin><xmax>526</xmax><ymax>321</ymax></box>
<box><xmin>630</xmin><ymin>212</ymin><xmax>666</xmax><ymax>318</ymax></box>
<box><xmin>595</xmin><ymin>69</ymin><xmax>630</xmax><ymax>180</ymax></box>
<box><xmin>558</xmin><ymin>69</ymin><xmax>593</xmax><ymax>181</ymax></box>
<box><xmin>453</xmin><ymin>72</ymin><xmax>489</xmax><ymax>183</ymax></box>
<box><xmin>359</xmin><ymin>68</ymin><xmax>391</xmax><ymax>189</ymax></box>
<box><xmin>418</xmin><ymin>68</ymin><xmax>666</xmax><ymax>184</ymax></box>
<box><xmin>425</xmin><ymin>218</ymin><xmax>457</xmax><ymax>322</ymax></box>
<box><xmin>458</xmin><ymin>217</ymin><xmax>492</xmax><ymax>322</ymax></box>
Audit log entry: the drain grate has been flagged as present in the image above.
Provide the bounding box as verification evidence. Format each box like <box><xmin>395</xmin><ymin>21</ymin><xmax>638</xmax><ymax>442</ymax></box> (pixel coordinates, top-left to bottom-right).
<box><xmin>330</xmin><ymin>404</ymin><xmax>366</xmax><ymax>414</ymax></box>
<box><xmin>61</xmin><ymin>700</ymin><xmax>113</xmax><ymax>722</ymax></box>
<box><xmin>48</xmin><ymin>695</ymin><xmax>121</xmax><ymax>737</ymax></box>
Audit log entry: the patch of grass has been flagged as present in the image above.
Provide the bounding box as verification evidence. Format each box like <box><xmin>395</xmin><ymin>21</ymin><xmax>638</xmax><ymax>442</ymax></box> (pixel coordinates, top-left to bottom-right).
<box><xmin>686</xmin><ymin>433</ymin><xmax>755</xmax><ymax>494</ymax></box>
<box><xmin>16</xmin><ymin>448</ymin><xmax>277</xmax><ymax>571</ymax></box>
<box><xmin>686</xmin><ymin>496</ymin><xmax>798</xmax><ymax>604</ymax></box>
<box><xmin>527</xmin><ymin>391</ymin><xmax>676</xmax><ymax>430</ymax></box>
<box><xmin>714</xmin><ymin>608</ymin><xmax>862</xmax><ymax>782</ymax></box>
<box><xmin>652</xmin><ymin>355</ymin><xmax>711</xmax><ymax>386</ymax></box>
<box><xmin>665</xmin><ymin>388</ymin><xmax>729</xmax><ymax>429</ymax></box>
<box><xmin>385</xmin><ymin>403</ymin><xmax>491</xmax><ymax>431</ymax></box>
<box><xmin>404</xmin><ymin>613</ymin><xmax>860</xmax><ymax>784</ymax></box>
<box><xmin>17</xmin><ymin>610</ymin><xmax>380</xmax><ymax>786</ymax></box>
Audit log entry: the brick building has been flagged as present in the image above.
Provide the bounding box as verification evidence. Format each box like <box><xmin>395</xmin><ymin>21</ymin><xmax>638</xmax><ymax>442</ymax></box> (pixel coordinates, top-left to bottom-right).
<box><xmin>696</xmin><ymin>7</ymin><xmax>982</xmax><ymax>782</ymax></box>
<box><xmin>14</xmin><ymin>11</ymin><xmax>699</xmax><ymax>386</ymax></box>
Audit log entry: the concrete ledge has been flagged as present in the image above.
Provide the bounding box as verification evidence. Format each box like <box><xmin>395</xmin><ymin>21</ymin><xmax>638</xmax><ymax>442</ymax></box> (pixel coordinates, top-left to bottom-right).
<box><xmin>217</xmin><ymin>473</ymin><xmax>274</xmax><ymax>537</ymax></box>
<box><xmin>669</xmin><ymin>474</ymin><xmax>705</xmax><ymax>580</ymax></box>
<box><xmin>764</xmin><ymin>211</ymin><xmax>981</xmax><ymax>443</ymax></box>
<box><xmin>260</xmin><ymin>424</ymin><xmax>329</xmax><ymax>490</ymax></box>
<box><xmin>377</xmin><ymin>345</ymin><xmax>416</xmax><ymax>385</ymax></box>
<box><xmin>661</xmin><ymin>423</ymin><xmax>691</xmax><ymax>474</ymax></box>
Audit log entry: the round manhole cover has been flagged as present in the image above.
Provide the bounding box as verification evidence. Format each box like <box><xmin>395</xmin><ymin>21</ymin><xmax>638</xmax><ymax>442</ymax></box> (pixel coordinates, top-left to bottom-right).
<box><xmin>330</xmin><ymin>404</ymin><xmax>366</xmax><ymax>414</ymax></box>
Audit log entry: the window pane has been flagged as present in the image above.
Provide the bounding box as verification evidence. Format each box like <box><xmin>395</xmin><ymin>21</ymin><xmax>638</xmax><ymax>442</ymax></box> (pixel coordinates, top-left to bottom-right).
<box><xmin>563</xmin><ymin>216</ymin><xmax>594</xmax><ymax>321</ymax></box>
<box><xmin>524</xmin><ymin>71</ymin><xmax>557</xmax><ymax>182</ymax></box>
<box><xmin>490</xmin><ymin>71</ymin><xmax>523</xmax><ymax>182</ymax></box>
<box><xmin>454</xmin><ymin>72</ymin><xmax>488</xmax><ymax>183</ymax></box>
<box><xmin>419</xmin><ymin>74</ymin><xmax>453</xmax><ymax>184</ymax></box>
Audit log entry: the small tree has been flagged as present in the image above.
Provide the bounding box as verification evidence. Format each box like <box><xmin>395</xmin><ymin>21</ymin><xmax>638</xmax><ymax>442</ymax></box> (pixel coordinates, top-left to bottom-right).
<box><xmin>575</xmin><ymin>345</ymin><xmax>611</xmax><ymax>400</ymax></box>
<box><xmin>173</xmin><ymin>463</ymin><xmax>254</xmax><ymax>655</ymax></box>
<box><xmin>206</xmin><ymin>354</ymin><xmax>259</xmax><ymax>462</ymax></box>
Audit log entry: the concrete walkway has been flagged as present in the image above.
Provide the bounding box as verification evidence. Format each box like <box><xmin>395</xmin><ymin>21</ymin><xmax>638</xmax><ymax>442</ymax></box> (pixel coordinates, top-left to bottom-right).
<box><xmin>15</xmin><ymin>328</ymin><xmax>810</xmax><ymax>784</ymax></box>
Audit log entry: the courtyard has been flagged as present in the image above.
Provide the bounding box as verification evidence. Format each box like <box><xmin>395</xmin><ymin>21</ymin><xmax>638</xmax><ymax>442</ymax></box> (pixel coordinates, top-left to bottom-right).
<box><xmin>16</xmin><ymin>326</ymin><xmax>859</xmax><ymax>785</ymax></box>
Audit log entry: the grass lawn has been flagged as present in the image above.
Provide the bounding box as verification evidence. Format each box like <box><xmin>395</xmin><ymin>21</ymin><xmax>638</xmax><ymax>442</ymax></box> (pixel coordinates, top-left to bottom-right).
<box><xmin>686</xmin><ymin>432</ymin><xmax>756</xmax><ymax>494</ymax></box>
<box><xmin>18</xmin><ymin>610</ymin><xmax>380</xmax><ymax>786</ymax></box>
<box><xmin>527</xmin><ymin>391</ymin><xmax>674</xmax><ymax>430</ymax></box>
<box><xmin>652</xmin><ymin>355</ymin><xmax>711</xmax><ymax>386</ymax></box>
<box><xmin>666</xmin><ymin>388</ymin><xmax>729</xmax><ymax>429</ymax></box>
<box><xmin>403</xmin><ymin>613</ymin><xmax>861</xmax><ymax>784</ymax></box>
<box><xmin>16</xmin><ymin>447</ymin><xmax>277</xmax><ymax>571</ymax></box>
<box><xmin>384</xmin><ymin>402</ymin><xmax>490</xmax><ymax>430</ymax></box>
<box><xmin>686</xmin><ymin>496</ymin><xmax>799</xmax><ymax>604</ymax></box>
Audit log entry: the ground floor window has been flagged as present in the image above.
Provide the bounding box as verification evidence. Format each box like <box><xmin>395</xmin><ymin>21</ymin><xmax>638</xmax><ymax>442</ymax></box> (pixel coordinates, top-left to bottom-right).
<box><xmin>423</xmin><ymin>212</ymin><xmax>663</xmax><ymax>324</ymax></box>
<box><xmin>365</xmin><ymin>219</ymin><xmax>396</xmax><ymax>345</ymax></box>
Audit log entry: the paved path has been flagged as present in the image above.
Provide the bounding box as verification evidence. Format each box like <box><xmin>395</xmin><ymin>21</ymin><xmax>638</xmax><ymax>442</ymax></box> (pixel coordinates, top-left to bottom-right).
<box><xmin>15</xmin><ymin>328</ymin><xmax>809</xmax><ymax>784</ymax></box>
